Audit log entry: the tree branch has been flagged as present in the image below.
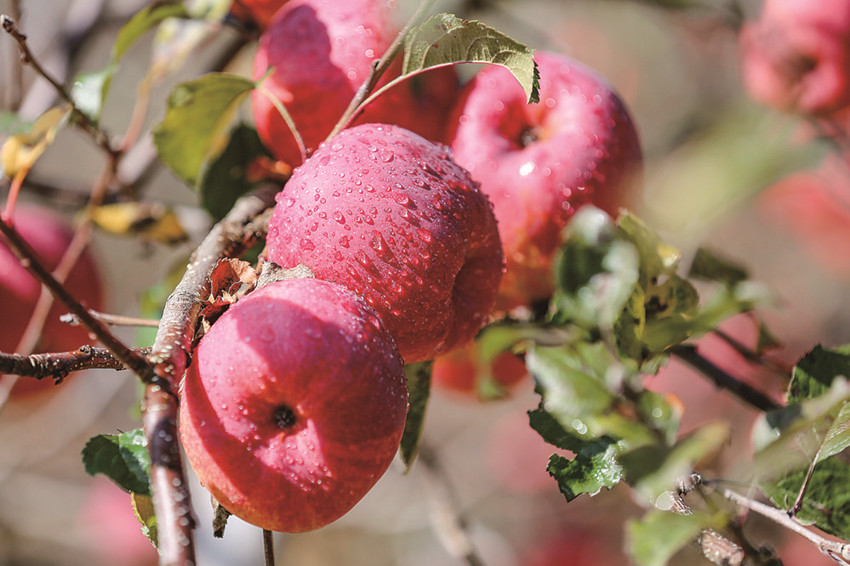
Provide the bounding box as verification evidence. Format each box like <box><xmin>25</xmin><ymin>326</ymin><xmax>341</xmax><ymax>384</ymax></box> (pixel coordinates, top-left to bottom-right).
<box><xmin>148</xmin><ymin>184</ymin><xmax>278</xmax><ymax>385</ymax></box>
<box><xmin>670</xmin><ymin>344</ymin><xmax>782</xmax><ymax>413</ymax></box>
<box><xmin>0</xmin><ymin>14</ymin><xmax>115</xmax><ymax>156</ymax></box>
<box><xmin>706</xmin><ymin>481</ymin><xmax>850</xmax><ymax>565</ymax></box>
<box><xmin>0</xmin><ymin>345</ymin><xmax>151</xmax><ymax>379</ymax></box>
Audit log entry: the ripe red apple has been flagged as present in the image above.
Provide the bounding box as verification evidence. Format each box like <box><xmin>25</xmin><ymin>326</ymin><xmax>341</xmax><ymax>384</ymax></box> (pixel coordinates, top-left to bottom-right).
<box><xmin>446</xmin><ymin>50</ymin><xmax>643</xmax><ymax>310</ymax></box>
<box><xmin>265</xmin><ymin>123</ymin><xmax>504</xmax><ymax>363</ymax></box>
<box><xmin>0</xmin><ymin>205</ymin><xmax>104</xmax><ymax>397</ymax></box>
<box><xmin>521</xmin><ymin>527</ymin><xmax>624</xmax><ymax>566</ymax></box>
<box><xmin>178</xmin><ymin>277</ymin><xmax>408</xmax><ymax>533</ymax></box>
<box><xmin>251</xmin><ymin>0</ymin><xmax>461</xmax><ymax>166</ymax></box>
<box><xmin>251</xmin><ymin>0</ymin><xmax>399</xmax><ymax>166</ymax></box>
<box><xmin>229</xmin><ymin>0</ymin><xmax>289</xmax><ymax>30</ymax></box>
<box><xmin>739</xmin><ymin>0</ymin><xmax>850</xmax><ymax>117</ymax></box>
<box><xmin>431</xmin><ymin>340</ymin><xmax>528</xmax><ymax>399</ymax></box>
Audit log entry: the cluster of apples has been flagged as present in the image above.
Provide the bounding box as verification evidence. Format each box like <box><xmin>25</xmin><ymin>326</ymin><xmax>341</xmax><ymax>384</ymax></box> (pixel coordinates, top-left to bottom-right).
<box><xmin>177</xmin><ymin>0</ymin><xmax>643</xmax><ymax>533</ymax></box>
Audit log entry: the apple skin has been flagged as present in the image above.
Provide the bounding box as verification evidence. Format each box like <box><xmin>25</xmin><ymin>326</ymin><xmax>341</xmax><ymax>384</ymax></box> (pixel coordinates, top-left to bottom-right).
<box><xmin>251</xmin><ymin>0</ymin><xmax>460</xmax><ymax>166</ymax></box>
<box><xmin>0</xmin><ymin>205</ymin><xmax>104</xmax><ymax>397</ymax></box>
<box><xmin>265</xmin><ymin>123</ymin><xmax>504</xmax><ymax>363</ymax></box>
<box><xmin>178</xmin><ymin>277</ymin><xmax>408</xmax><ymax>533</ymax></box>
<box><xmin>229</xmin><ymin>0</ymin><xmax>289</xmax><ymax>30</ymax></box>
<box><xmin>739</xmin><ymin>0</ymin><xmax>850</xmax><ymax>117</ymax></box>
<box><xmin>446</xmin><ymin>50</ymin><xmax>643</xmax><ymax>310</ymax></box>
<box><xmin>251</xmin><ymin>0</ymin><xmax>399</xmax><ymax>166</ymax></box>
<box><xmin>431</xmin><ymin>341</ymin><xmax>528</xmax><ymax>399</ymax></box>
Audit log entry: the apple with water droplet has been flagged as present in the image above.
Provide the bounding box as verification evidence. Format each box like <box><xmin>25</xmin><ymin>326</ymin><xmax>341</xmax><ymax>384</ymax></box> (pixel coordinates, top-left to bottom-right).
<box><xmin>265</xmin><ymin>123</ymin><xmax>504</xmax><ymax>363</ymax></box>
<box><xmin>446</xmin><ymin>51</ymin><xmax>642</xmax><ymax>310</ymax></box>
<box><xmin>0</xmin><ymin>205</ymin><xmax>104</xmax><ymax>398</ymax></box>
<box><xmin>178</xmin><ymin>277</ymin><xmax>408</xmax><ymax>533</ymax></box>
<box><xmin>252</xmin><ymin>0</ymin><xmax>460</xmax><ymax>166</ymax></box>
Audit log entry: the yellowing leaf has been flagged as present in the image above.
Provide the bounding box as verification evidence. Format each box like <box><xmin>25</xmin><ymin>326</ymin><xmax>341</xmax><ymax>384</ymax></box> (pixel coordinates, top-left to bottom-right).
<box><xmin>1</xmin><ymin>106</ymin><xmax>70</xmax><ymax>177</ymax></box>
<box><xmin>131</xmin><ymin>492</ymin><xmax>158</xmax><ymax>549</ymax></box>
<box><xmin>90</xmin><ymin>202</ymin><xmax>188</xmax><ymax>244</ymax></box>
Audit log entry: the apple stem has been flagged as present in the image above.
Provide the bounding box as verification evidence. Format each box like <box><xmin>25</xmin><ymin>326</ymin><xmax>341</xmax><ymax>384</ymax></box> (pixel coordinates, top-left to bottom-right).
<box><xmin>418</xmin><ymin>443</ymin><xmax>488</xmax><ymax>566</ymax></box>
<box><xmin>263</xmin><ymin>529</ymin><xmax>276</xmax><ymax>566</ymax></box>
<box><xmin>255</xmin><ymin>82</ymin><xmax>308</xmax><ymax>164</ymax></box>
<box><xmin>327</xmin><ymin>0</ymin><xmax>437</xmax><ymax>140</ymax></box>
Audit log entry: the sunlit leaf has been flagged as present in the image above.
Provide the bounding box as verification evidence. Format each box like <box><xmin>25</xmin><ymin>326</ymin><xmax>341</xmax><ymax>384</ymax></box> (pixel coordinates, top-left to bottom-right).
<box><xmin>153</xmin><ymin>73</ymin><xmax>255</xmax><ymax>186</ymax></box>
<box><xmin>82</xmin><ymin>428</ymin><xmax>151</xmax><ymax>495</ymax></box>
<box><xmin>1</xmin><ymin>106</ymin><xmax>70</xmax><ymax>177</ymax></box>
<box><xmin>530</xmin><ymin>409</ymin><xmax>624</xmax><ymax>500</ymax></box>
<box><xmin>402</xmin><ymin>13</ymin><xmax>539</xmax><ymax>103</ymax></box>
<box><xmin>131</xmin><ymin>492</ymin><xmax>158</xmax><ymax>549</ymax></box>
<box><xmin>762</xmin><ymin>457</ymin><xmax>850</xmax><ymax>540</ymax></box>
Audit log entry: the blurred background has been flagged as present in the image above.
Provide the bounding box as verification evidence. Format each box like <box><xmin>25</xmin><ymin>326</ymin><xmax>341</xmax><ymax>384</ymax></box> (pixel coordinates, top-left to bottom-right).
<box><xmin>0</xmin><ymin>0</ymin><xmax>847</xmax><ymax>564</ymax></box>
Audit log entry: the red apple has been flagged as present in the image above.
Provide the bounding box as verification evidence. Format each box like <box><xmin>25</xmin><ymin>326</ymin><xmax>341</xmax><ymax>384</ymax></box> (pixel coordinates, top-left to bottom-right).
<box><xmin>431</xmin><ymin>340</ymin><xmax>528</xmax><ymax>399</ymax></box>
<box><xmin>445</xmin><ymin>50</ymin><xmax>642</xmax><ymax>309</ymax></box>
<box><xmin>521</xmin><ymin>527</ymin><xmax>624</xmax><ymax>566</ymax></box>
<box><xmin>79</xmin><ymin>477</ymin><xmax>158</xmax><ymax>566</ymax></box>
<box><xmin>229</xmin><ymin>0</ymin><xmax>289</xmax><ymax>30</ymax></box>
<box><xmin>0</xmin><ymin>205</ymin><xmax>104</xmax><ymax>397</ymax></box>
<box><xmin>178</xmin><ymin>277</ymin><xmax>408</xmax><ymax>533</ymax></box>
<box><xmin>739</xmin><ymin>0</ymin><xmax>850</xmax><ymax>117</ymax></box>
<box><xmin>251</xmin><ymin>0</ymin><xmax>400</xmax><ymax>166</ymax></box>
<box><xmin>265</xmin><ymin>123</ymin><xmax>503</xmax><ymax>363</ymax></box>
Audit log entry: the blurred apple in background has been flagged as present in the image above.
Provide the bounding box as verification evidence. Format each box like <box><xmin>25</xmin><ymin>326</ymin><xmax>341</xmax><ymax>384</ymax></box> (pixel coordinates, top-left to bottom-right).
<box><xmin>0</xmin><ymin>205</ymin><xmax>104</xmax><ymax>398</ymax></box>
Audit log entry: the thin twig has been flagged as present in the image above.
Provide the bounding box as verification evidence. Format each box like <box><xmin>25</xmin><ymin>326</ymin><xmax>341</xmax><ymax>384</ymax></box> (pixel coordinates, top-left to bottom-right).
<box><xmin>0</xmin><ymin>345</ymin><xmax>151</xmax><ymax>379</ymax></box>
<box><xmin>0</xmin><ymin>218</ymin><xmax>155</xmax><ymax>383</ymax></box>
<box><xmin>670</xmin><ymin>344</ymin><xmax>782</xmax><ymax>413</ymax></box>
<box><xmin>707</xmin><ymin>481</ymin><xmax>850</xmax><ymax>564</ymax></box>
<box><xmin>327</xmin><ymin>0</ymin><xmax>436</xmax><ymax>139</ymax></box>
<box><xmin>418</xmin><ymin>443</ymin><xmax>487</xmax><ymax>566</ymax></box>
<box><xmin>61</xmin><ymin>310</ymin><xmax>160</xmax><ymax>328</ymax></box>
<box><xmin>0</xmin><ymin>14</ymin><xmax>115</xmax><ymax>156</ymax></box>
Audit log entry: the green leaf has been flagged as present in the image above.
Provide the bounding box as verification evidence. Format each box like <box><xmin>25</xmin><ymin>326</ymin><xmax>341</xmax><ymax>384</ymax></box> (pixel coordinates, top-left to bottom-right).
<box><xmin>551</xmin><ymin>206</ymin><xmax>640</xmax><ymax>333</ymax></box>
<box><xmin>530</xmin><ymin>408</ymin><xmax>624</xmax><ymax>500</ymax></box>
<box><xmin>71</xmin><ymin>69</ymin><xmax>113</xmax><ymax>122</ymax></box>
<box><xmin>400</xmin><ymin>360</ymin><xmax>432</xmax><ymax>470</ymax></box>
<box><xmin>402</xmin><ymin>13</ymin><xmax>539</xmax><ymax>103</ymax></box>
<box><xmin>528</xmin><ymin>343</ymin><xmax>654</xmax><ymax>447</ymax></box>
<box><xmin>199</xmin><ymin>123</ymin><xmax>272</xmax><ymax>220</ymax></box>
<box><xmin>688</xmin><ymin>247</ymin><xmax>748</xmax><ymax>285</ymax></box>
<box><xmin>789</xmin><ymin>344</ymin><xmax>850</xmax><ymax>403</ymax></box>
<box><xmin>153</xmin><ymin>73</ymin><xmax>255</xmax><ymax>186</ymax></box>
<box><xmin>761</xmin><ymin>457</ymin><xmax>850</xmax><ymax>540</ymax></box>
<box><xmin>617</xmin><ymin>211</ymin><xmax>682</xmax><ymax>288</ymax></box>
<box><xmin>754</xmin><ymin>378</ymin><xmax>850</xmax><ymax>480</ymax></box>
<box><xmin>82</xmin><ymin>429</ymin><xmax>151</xmax><ymax>495</ymax></box>
<box><xmin>626</xmin><ymin>509</ymin><xmax>728</xmax><ymax>566</ymax></box>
